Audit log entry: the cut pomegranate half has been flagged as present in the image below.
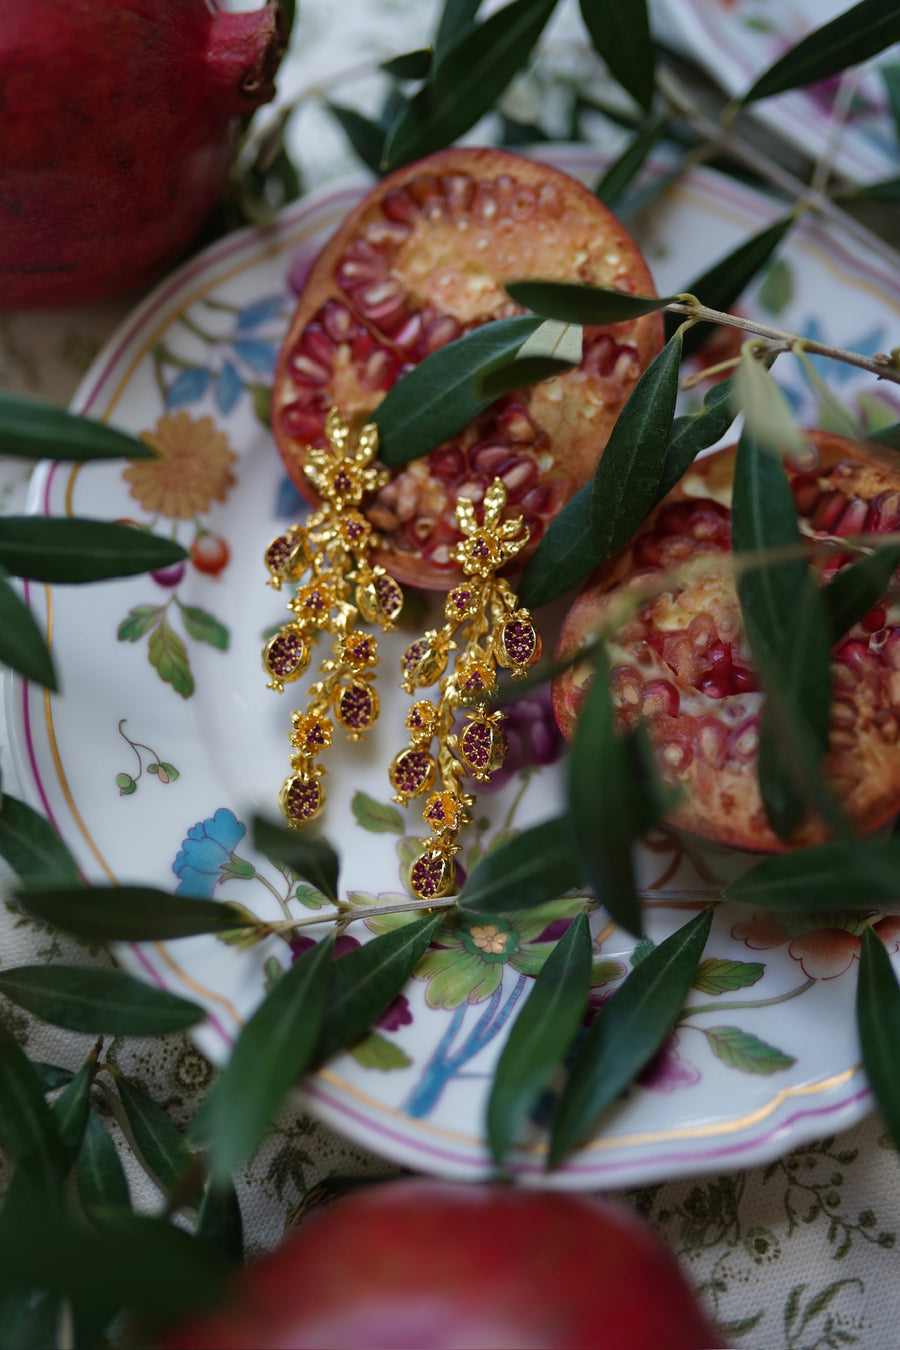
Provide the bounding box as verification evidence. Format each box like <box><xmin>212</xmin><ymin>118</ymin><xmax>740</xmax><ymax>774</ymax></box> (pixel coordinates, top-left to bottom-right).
<box><xmin>552</xmin><ymin>431</ymin><xmax>900</xmax><ymax>852</ymax></box>
<box><xmin>272</xmin><ymin>146</ymin><xmax>663</xmax><ymax>590</ymax></box>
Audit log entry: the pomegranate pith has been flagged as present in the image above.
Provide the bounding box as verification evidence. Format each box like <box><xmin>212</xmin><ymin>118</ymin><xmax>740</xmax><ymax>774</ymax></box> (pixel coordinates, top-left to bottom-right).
<box><xmin>553</xmin><ymin>431</ymin><xmax>900</xmax><ymax>852</ymax></box>
<box><xmin>0</xmin><ymin>0</ymin><xmax>286</xmax><ymax>308</ymax></box>
<box><xmin>272</xmin><ymin>147</ymin><xmax>663</xmax><ymax>590</ymax></box>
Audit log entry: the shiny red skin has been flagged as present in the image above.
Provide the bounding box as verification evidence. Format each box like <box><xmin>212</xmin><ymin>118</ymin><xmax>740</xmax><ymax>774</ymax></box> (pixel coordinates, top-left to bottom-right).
<box><xmin>0</xmin><ymin>0</ymin><xmax>286</xmax><ymax>308</ymax></box>
<box><xmin>164</xmin><ymin>1179</ymin><xmax>724</xmax><ymax>1350</ymax></box>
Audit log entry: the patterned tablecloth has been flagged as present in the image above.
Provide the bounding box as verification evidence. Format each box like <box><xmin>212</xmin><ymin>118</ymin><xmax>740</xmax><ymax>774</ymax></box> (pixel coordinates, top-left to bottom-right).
<box><xmin>2</xmin><ymin>2</ymin><xmax>899</xmax><ymax>1346</ymax></box>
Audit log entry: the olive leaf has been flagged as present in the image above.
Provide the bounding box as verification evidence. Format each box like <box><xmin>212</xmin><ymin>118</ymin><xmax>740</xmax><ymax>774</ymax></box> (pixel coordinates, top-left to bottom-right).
<box><xmin>0</xmin><ymin>1026</ymin><xmax>68</xmax><ymax>1194</ymax></box>
<box><xmin>459</xmin><ymin>815</ymin><xmax>582</xmax><ymax>912</ymax></box>
<box><xmin>115</xmin><ymin>1075</ymin><xmax>198</xmax><ymax>1199</ymax></box>
<box><xmin>594</xmin><ymin>113</ymin><xmax>670</xmax><ymax>210</ymax></box>
<box><xmin>857</xmin><ymin>925</ymin><xmax>900</xmax><ymax>1153</ymax></box>
<box><xmin>379</xmin><ymin>48</ymin><xmax>433</xmax><ymax>80</ymax></box>
<box><xmin>487</xmin><ymin>911</ymin><xmax>592</xmax><ymax>1166</ymax></box>
<box><xmin>434</xmin><ymin>0</ymin><xmax>483</xmax><ymax>50</ymax></box>
<box><xmin>567</xmin><ymin>645</ymin><xmax>653</xmax><ymax>938</ymax></box>
<box><xmin>196</xmin><ymin>1178</ymin><xmax>244</xmax><ymax>1264</ymax></box>
<box><xmin>0</xmin><ymin>568</ymin><xmax>56</xmax><ymax>688</ymax></box>
<box><xmin>548</xmin><ymin>906</ymin><xmax>713</xmax><ymax>1167</ymax></box>
<box><xmin>0</xmin><ymin>966</ymin><xmax>206</xmax><ymax>1036</ymax></box>
<box><xmin>16</xmin><ymin>884</ymin><xmax>256</xmax><ymax>942</ymax></box>
<box><xmin>726</xmin><ymin>837</ymin><xmax>900</xmax><ymax>910</ymax></box>
<box><xmin>821</xmin><ymin>544</ymin><xmax>900</xmax><ymax>643</ymax></box>
<box><xmin>198</xmin><ymin>933</ymin><xmax>334</xmax><ymax>1181</ymax></box>
<box><xmin>314</xmin><ymin>913</ymin><xmax>445</xmax><ymax>1063</ymax></box>
<box><xmin>657</xmin><ymin>374</ymin><xmax>737</xmax><ymax>500</ymax></box>
<box><xmin>0</xmin><ymin>391</ymin><xmax>155</xmax><ymax>462</ymax></box>
<box><xmin>381</xmin><ymin>0</ymin><xmax>559</xmax><ymax>170</ymax></box>
<box><xmin>76</xmin><ymin>1107</ymin><xmax>132</xmax><ymax>1223</ymax></box>
<box><xmin>735</xmin><ymin>349</ymin><xmax>807</xmax><ymax>461</ymax></box>
<box><xmin>505</xmin><ymin>279</ymin><xmax>678</xmax><ymax>325</ymax></box>
<box><xmin>372</xmin><ymin>316</ymin><xmax>543</xmax><ymax>466</ymax></box>
<box><xmin>867</xmin><ymin>421</ymin><xmax>900</xmax><ymax>450</ymax></box>
<box><xmin>0</xmin><ymin>517</ymin><xmax>188</xmax><ymax>583</ymax></box>
<box><xmin>667</xmin><ymin>215</ymin><xmax>795</xmax><ymax>357</ymax></box>
<box><xmin>857</xmin><ymin>176</ymin><xmax>900</xmax><ymax>203</ymax></box>
<box><xmin>0</xmin><ymin>792</ymin><xmax>82</xmax><ymax>889</ymax></box>
<box><xmin>326</xmin><ymin>102</ymin><xmax>388</xmax><ymax>174</ymax></box>
<box><xmin>578</xmin><ymin>0</ymin><xmax>655</xmax><ymax>112</ymax></box>
<box><xmin>476</xmin><ymin>320</ymin><xmax>583</xmax><ymax>400</ymax></box>
<box><xmin>590</xmin><ymin>328</ymin><xmax>684</xmax><ymax>557</ymax></box>
<box><xmin>743</xmin><ymin>0</ymin><xmax>900</xmax><ymax>104</ymax></box>
<box><xmin>31</xmin><ymin>1062</ymin><xmax>75</xmax><ymax>1093</ymax></box>
<box><xmin>252</xmin><ymin>815</ymin><xmax>339</xmax><ymax>904</ymax></box>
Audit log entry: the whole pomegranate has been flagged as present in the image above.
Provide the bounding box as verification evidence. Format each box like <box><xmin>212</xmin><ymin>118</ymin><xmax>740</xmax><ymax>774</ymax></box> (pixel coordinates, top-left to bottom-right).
<box><xmin>164</xmin><ymin>1179</ymin><xmax>724</xmax><ymax>1349</ymax></box>
<box><xmin>0</xmin><ymin>0</ymin><xmax>286</xmax><ymax>308</ymax></box>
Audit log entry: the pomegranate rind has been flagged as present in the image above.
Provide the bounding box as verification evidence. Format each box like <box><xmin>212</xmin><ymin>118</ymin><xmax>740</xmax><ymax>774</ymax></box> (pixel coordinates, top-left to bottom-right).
<box><xmin>272</xmin><ymin>146</ymin><xmax>663</xmax><ymax>590</ymax></box>
<box><xmin>553</xmin><ymin>431</ymin><xmax>900</xmax><ymax>852</ymax></box>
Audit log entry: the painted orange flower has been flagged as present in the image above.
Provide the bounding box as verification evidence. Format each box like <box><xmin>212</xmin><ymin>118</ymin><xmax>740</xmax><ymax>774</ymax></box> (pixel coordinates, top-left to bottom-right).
<box><xmin>124</xmin><ymin>412</ymin><xmax>237</xmax><ymax>519</ymax></box>
<box><xmin>732</xmin><ymin>910</ymin><xmax>900</xmax><ymax>980</ymax></box>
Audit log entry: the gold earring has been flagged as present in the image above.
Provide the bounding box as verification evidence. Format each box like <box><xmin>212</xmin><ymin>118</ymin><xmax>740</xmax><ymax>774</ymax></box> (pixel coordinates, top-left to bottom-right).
<box><xmin>263</xmin><ymin>408</ymin><xmax>403</xmax><ymax>828</ymax></box>
<box><xmin>388</xmin><ymin>479</ymin><xmax>542</xmax><ymax>901</ymax></box>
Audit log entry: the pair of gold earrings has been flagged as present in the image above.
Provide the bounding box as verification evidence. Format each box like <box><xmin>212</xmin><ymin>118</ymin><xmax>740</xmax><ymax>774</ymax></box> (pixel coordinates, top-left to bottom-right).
<box><xmin>263</xmin><ymin>409</ymin><xmax>541</xmax><ymax>902</ymax></box>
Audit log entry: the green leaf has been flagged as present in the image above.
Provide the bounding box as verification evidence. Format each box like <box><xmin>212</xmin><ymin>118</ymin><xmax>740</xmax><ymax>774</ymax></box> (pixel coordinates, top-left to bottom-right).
<box><xmin>725</xmin><ymin>837</ymin><xmax>900</xmax><ymax>909</ymax></box>
<box><xmin>476</xmin><ymin>320</ymin><xmax>582</xmax><ymax>400</ymax></box>
<box><xmin>380</xmin><ymin>47</ymin><xmax>433</xmax><ymax>80</ymax></box>
<box><xmin>594</xmin><ymin>113</ymin><xmax>670</xmax><ymax>210</ymax></box>
<box><xmin>0</xmin><ymin>1291</ymin><xmax>62</xmax><ymax>1350</ymax></box>
<box><xmin>757</xmin><ymin>257</ymin><xmax>794</xmax><ymax>315</ymax></box>
<box><xmin>0</xmin><ymin>391</ymin><xmax>155</xmax><ymax>462</ymax></box>
<box><xmin>148</xmin><ymin>614</ymin><xmax>194</xmax><ymax>698</ymax></box>
<box><xmin>657</xmin><ymin>375</ymin><xmax>737</xmax><ymax>501</ymax></box>
<box><xmin>704</xmin><ymin>1026</ymin><xmax>795</xmax><ymax>1074</ymax></box>
<box><xmin>505</xmin><ymin>280</ymin><xmax>677</xmax><ymax>325</ymax></box>
<box><xmin>488</xmin><ymin>911</ymin><xmax>592</xmax><ymax>1166</ymax></box>
<box><xmin>326</xmin><ymin>102</ymin><xmax>386</xmax><ymax>174</ymax></box>
<box><xmin>0</xmin><ymin>966</ymin><xmax>205</xmax><ymax>1035</ymax></box>
<box><xmin>516</xmin><ymin>481</ymin><xmax>594</xmax><ymax>608</ymax></box>
<box><xmin>0</xmin><ymin>1027</ymin><xmax>67</xmax><ymax>1189</ymax></box>
<box><xmin>459</xmin><ymin>816</ymin><xmax>582</xmax><ymax>912</ymax></box>
<box><xmin>692</xmin><ymin>958</ymin><xmax>765</xmax><ymax>994</ymax></box>
<box><xmin>735</xmin><ymin>350</ymin><xmax>807</xmax><ymax>460</ymax></box>
<box><xmin>0</xmin><ymin>570</ymin><xmax>55</xmax><ymax>688</ymax></box>
<box><xmin>0</xmin><ymin>793</ymin><xmax>81</xmax><ymax>889</ymax></box>
<box><xmin>31</xmin><ymin>1062</ymin><xmax>74</xmax><ymax>1093</ymax></box>
<box><xmin>117</xmin><ymin>604</ymin><xmax>162</xmax><ymax>642</ymax></box>
<box><xmin>857</xmin><ymin>925</ymin><xmax>900</xmax><ymax>1153</ymax></box>
<box><xmin>566</xmin><ymin>646</ymin><xmax>653</xmax><ymax>938</ymax></box>
<box><xmin>590</xmin><ymin>329</ymin><xmax>684</xmax><ymax>557</ymax></box>
<box><xmin>200</xmin><ymin>934</ymin><xmax>335</xmax><ymax>1180</ymax></box>
<box><xmin>0</xmin><ymin>518</ymin><xmax>188</xmax><ymax>583</ymax></box>
<box><xmin>821</xmin><ymin>545</ymin><xmax>900</xmax><ymax>643</ymax></box>
<box><xmin>373</xmin><ymin>317</ymin><xmax>543</xmax><ymax>467</ymax></box>
<box><xmin>668</xmin><ymin>215</ymin><xmax>795</xmax><ymax>356</ymax></box>
<box><xmin>178</xmin><ymin>602</ymin><xmax>229</xmax><ymax>651</ymax></box>
<box><xmin>349</xmin><ymin>1032</ymin><xmax>412</xmax><ymax>1069</ymax></box>
<box><xmin>16</xmin><ymin>884</ymin><xmax>256</xmax><ymax>941</ymax></box>
<box><xmin>744</xmin><ymin>0</ymin><xmax>900</xmax><ymax>103</ymax></box>
<box><xmin>115</xmin><ymin>1075</ymin><xmax>196</xmax><ymax>1196</ymax></box>
<box><xmin>579</xmin><ymin>0</ymin><xmax>655</xmax><ymax>111</ymax></box>
<box><xmin>381</xmin><ymin>0</ymin><xmax>559</xmax><ymax>170</ymax></box>
<box><xmin>196</xmin><ymin>1179</ymin><xmax>244</xmax><ymax>1264</ymax></box>
<box><xmin>856</xmin><ymin>175</ymin><xmax>900</xmax><ymax>203</ymax></box>
<box><xmin>52</xmin><ymin>1050</ymin><xmax>96</xmax><ymax>1166</ymax></box>
<box><xmin>435</xmin><ymin>0</ymin><xmax>482</xmax><ymax>50</ymax></box>
<box><xmin>252</xmin><ymin>815</ymin><xmax>339</xmax><ymax>904</ymax></box>
<box><xmin>315</xmin><ymin>913</ymin><xmax>444</xmax><ymax>1063</ymax></box>
<box><xmin>867</xmin><ymin>421</ymin><xmax>900</xmax><ymax>450</ymax></box>
<box><xmin>76</xmin><ymin>1107</ymin><xmax>132</xmax><ymax>1222</ymax></box>
<box><xmin>351</xmin><ymin>791</ymin><xmax>405</xmax><ymax>835</ymax></box>
<box><xmin>548</xmin><ymin>907</ymin><xmax>713</xmax><ymax>1166</ymax></box>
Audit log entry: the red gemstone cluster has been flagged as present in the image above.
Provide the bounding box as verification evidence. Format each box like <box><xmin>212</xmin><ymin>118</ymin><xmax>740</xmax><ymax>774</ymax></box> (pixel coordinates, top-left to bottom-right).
<box><xmin>264</xmin><ymin>409</ymin><xmax>402</xmax><ymax>828</ymax></box>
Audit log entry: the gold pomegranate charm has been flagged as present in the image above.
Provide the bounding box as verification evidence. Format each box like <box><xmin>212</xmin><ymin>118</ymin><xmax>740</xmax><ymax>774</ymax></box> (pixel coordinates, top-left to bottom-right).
<box><xmin>392</xmin><ymin>480</ymin><xmax>542</xmax><ymax>900</ymax></box>
<box><xmin>263</xmin><ymin>409</ymin><xmax>402</xmax><ymax>828</ymax></box>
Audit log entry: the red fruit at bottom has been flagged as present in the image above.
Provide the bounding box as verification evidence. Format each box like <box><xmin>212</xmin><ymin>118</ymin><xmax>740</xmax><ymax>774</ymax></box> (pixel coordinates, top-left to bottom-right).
<box><xmin>163</xmin><ymin>1179</ymin><xmax>724</xmax><ymax>1350</ymax></box>
<box><xmin>0</xmin><ymin>0</ymin><xmax>286</xmax><ymax>307</ymax></box>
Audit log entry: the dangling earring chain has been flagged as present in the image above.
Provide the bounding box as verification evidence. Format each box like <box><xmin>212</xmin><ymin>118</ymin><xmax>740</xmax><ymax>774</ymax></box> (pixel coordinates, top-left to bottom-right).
<box><xmin>263</xmin><ymin>408</ymin><xmax>403</xmax><ymax>829</ymax></box>
<box><xmin>389</xmin><ymin>479</ymin><xmax>542</xmax><ymax>901</ymax></box>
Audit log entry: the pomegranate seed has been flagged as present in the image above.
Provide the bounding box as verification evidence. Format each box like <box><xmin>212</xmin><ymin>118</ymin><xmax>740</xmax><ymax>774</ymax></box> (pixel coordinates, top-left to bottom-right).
<box><xmin>834</xmin><ymin>496</ymin><xmax>868</xmax><ymax>538</ymax></box>
<box><xmin>351</xmin><ymin>331</ymin><xmax>376</xmax><ymax>362</ymax></box>
<box><xmin>470</xmin><ymin>442</ymin><xmax>516</xmax><ymax>477</ymax></box>
<box><xmin>831</xmin><ymin>698</ymin><xmax>856</xmax><ymax>728</ymax></box>
<box><xmin>519</xmin><ymin>484</ymin><xmax>552</xmax><ymax>515</ymax></box>
<box><xmin>509</xmin><ymin>187</ymin><xmax>536</xmax><ymax>220</ymax></box>
<box><xmin>320</xmin><ymin>300</ymin><xmax>358</xmax><ymax>343</ymax></box>
<box><xmin>689</xmin><ymin>502</ymin><xmax>730</xmax><ymax>542</ymax></box>
<box><xmin>642</xmin><ymin>679</ymin><xmax>680</xmax><ymax>717</ymax></box>
<box><xmin>405</xmin><ymin>515</ymin><xmax>436</xmax><ymax>546</ymax></box>
<box><xmin>657</xmin><ymin>735</ymin><xmax>694</xmax><ymax>773</ymax></box>
<box><xmin>699</xmin><ymin>678</ymin><xmax>730</xmax><ymax>700</ymax></box>
<box><xmin>656</xmin><ymin>502</ymin><xmax>694</xmax><ymax>537</ymax></box>
<box><xmin>695</xmin><ymin>716</ymin><xmax>729</xmax><ymax>768</ymax></box>
<box><xmin>363</xmin><ymin>220</ymin><xmax>411</xmax><ymax>248</ymax></box>
<box><xmin>287</xmin><ymin>349</ymin><xmax>330</xmax><ymax>385</ymax></box>
<box><xmin>537</xmin><ymin>181</ymin><xmax>564</xmax><ymax>216</ymax></box>
<box><xmin>862</xmin><ymin>605</ymin><xmax>887</xmax><ymax>632</ymax></box>
<box><xmin>633</xmin><ymin>534</ymin><xmax>664</xmax><ymax>568</ymax></box>
<box><xmin>336</xmin><ymin>256</ymin><xmax>383</xmax><ymax>288</ymax></box>
<box><xmin>360</xmin><ymin>347</ymin><xmax>400</xmax><ymax>391</ymax></box>
<box><xmin>425</xmin><ymin>315</ymin><xmax>462</xmax><ymax>353</ymax></box>
<box><xmin>300</xmin><ymin>323</ymin><xmax>335</xmax><ymax>366</ymax></box>
<box><xmin>409</xmin><ymin>173</ymin><xmax>442</xmax><ymax>208</ymax></box>
<box><xmin>729</xmin><ymin>669</ymin><xmax>758</xmax><ymax>694</ymax></box>
<box><xmin>441</xmin><ymin>173</ymin><xmax>475</xmax><ymax>219</ymax></box>
<box><xmin>876</xmin><ymin>711</ymin><xmax>900</xmax><ymax>744</ymax></box>
<box><xmin>866</xmin><ymin>490</ymin><xmax>900</xmax><ymax>533</ymax></box>
<box><xmin>610</xmin><ymin>665</ymin><xmax>644</xmax><ymax>714</ymax></box>
<box><xmin>883</xmin><ymin>631</ymin><xmax>900</xmax><ymax>669</ymax></box>
<box><xmin>835</xmin><ymin>639</ymin><xmax>870</xmax><ymax>669</ymax></box>
<box><xmin>520</xmin><ymin>513</ymin><xmax>544</xmax><ymax>544</ymax></box>
<box><xmin>392</xmin><ymin>313</ymin><xmax>424</xmax><ymax>350</ymax></box>
<box><xmin>790</xmin><ymin>473</ymin><xmax>820</xmax><ymax>516</ymax></box>
<box><xmin>382</xmin><ymin>189</ymin><xmax>417</xmax><ymax>223</ymax></box>
<box><xmin>496</xmin><ymin>404</ymin><xmax>537</xmax><ymax>443</ymax></box>
<box><xmin>280</xmin><ymin>404</ymin><xmax>323</xmax><ymax>442</ymax></box>
<box><xmin>705</xmin><ymin>640</ymin><xmax>733</xmax><ymax>676</ymax></box>
<box><xmin>662</xmin><ymin>636</ymin><xmax>696</xmax><ymax>683</ymax></box>
<box><xmin>500</xmin><ymin>457</ymin><xmax>538</xmax><ymax>502</ymax></box>
<box><xmin>727</xmin><ymin>717</ymin><xmax>760</xmax><ymax>764</ymax></box>
<box><xmin>472</xmin><ymin>180</ymin><xmax>499</xmax><ymax>221</ymax></box>
<box><xmin>428</xmin><ymin>444</ymin><xmax>466</xmax><ymax>483</ymax></box>
<box><xmin>811</xmin><ymin>491</ymin><xmax>847</xmax><ymax>532</ymax></box>
<box><xmin>357</xmin><ymin>279</ymin><xmax>408</xmax><ymax>330</ymax></box>
<box><xmin>457</xmin><ymin>479</ymin><xmax>486</xmax><ymax>505</ymax></box>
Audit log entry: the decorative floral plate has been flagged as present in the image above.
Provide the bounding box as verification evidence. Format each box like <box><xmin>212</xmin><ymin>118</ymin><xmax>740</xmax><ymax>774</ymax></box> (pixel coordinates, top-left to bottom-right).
<box><xmin>7</xmin><ymin>147</ymin><xmax>900</xmax><ymax>1188</ymax></box>
<box><xmin>659</xmin><ymin>0</ymin><xmax>899</xmax><ymax>184</ymax></box>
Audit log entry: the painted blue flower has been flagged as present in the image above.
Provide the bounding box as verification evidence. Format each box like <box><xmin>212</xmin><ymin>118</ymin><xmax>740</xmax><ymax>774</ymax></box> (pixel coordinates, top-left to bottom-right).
<box><xmin>173</xmin><ymin>807</ymin><xmax>254</xmax><ymax>897</ymax></box>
